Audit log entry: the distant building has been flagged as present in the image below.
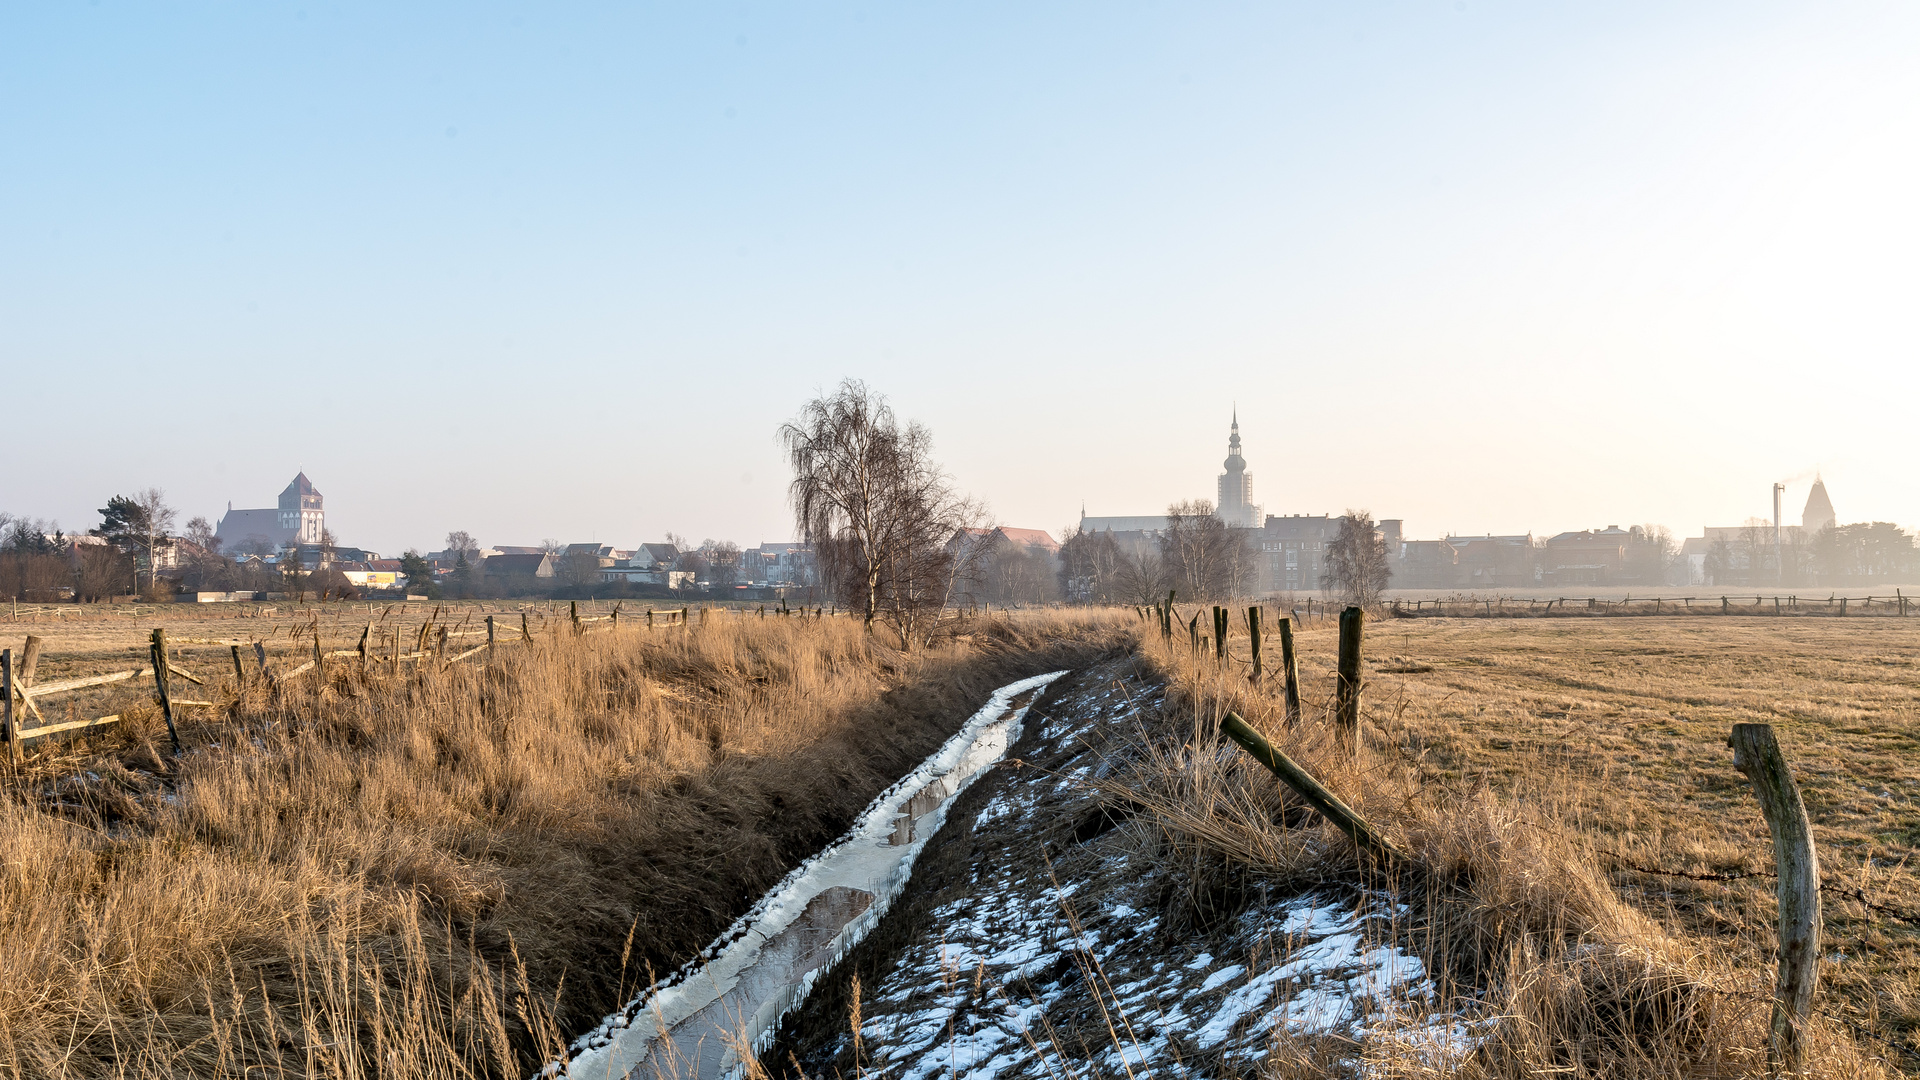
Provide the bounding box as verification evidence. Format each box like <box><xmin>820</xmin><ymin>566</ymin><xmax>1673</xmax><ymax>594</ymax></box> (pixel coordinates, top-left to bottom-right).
<box><xmin>1216</xmin><ymin>411</ymin><xmax>1261</xmax><ymax>528</ymax></box>
<box><xmin>336</xmin><ymin>561</ymin><xmax>402</xmax><ymax>590</ymax></box>
<box><xmin>1802</xmin><ymin>478</ymin><xmax>1836</xmax><ymax>533</ymax></box>
<box><xmin>1256</xmin><ymin>514</ymin><xmax>1340</xmax><ymax>594</ymax></box>
<box><xmin>484</xmin><ymin>552</ymin><xmax>555</xmax><ymax>579</ymax></box>
<box><xmin>1081</xmin><ymin>412</ymin><xmax>1264</xmax><ymax>536</ymax></box>
<box><xmin>1542</xmin><ymin>526</ymin><xmax>1634</xmax><ymax>585</ymax></box>
<box><xmin>1680</xmin><ymin>478</ymin><xmax>1837</xmax><ymax>585</ymax></box>
<box><xmin>216</xmin><ymin>472</ymin><xmax>326</xmax><ymax>553</ymax></box>
<box><xmin>743</xmin><ymin>542</ymin><xmax>814</xmax><ymax>587</ymax></box>
<box><xmin>1078</xmin><ymin>514</ymin><xmax>1171</xmax><ymax>535</ymax></box>
<box><xmin>953</xmin><ymin>526</ymin><xmax>1062</xmax><ymax>556</ymax></box>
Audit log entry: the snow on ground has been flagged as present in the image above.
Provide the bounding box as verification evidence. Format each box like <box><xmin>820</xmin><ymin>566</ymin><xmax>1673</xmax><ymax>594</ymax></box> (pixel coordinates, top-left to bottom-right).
<box><xmin>782</xmin><ymin>661</ymin><xmax>1482</xmax><ymax>1080</ymax></box>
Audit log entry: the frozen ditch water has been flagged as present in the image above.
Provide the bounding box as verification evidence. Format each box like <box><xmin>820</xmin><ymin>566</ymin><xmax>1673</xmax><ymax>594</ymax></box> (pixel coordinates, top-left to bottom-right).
<box><xmin>548</xmin><ymin>670</ymin><xmax>1069</xmax><ymax>1080</ymax></box>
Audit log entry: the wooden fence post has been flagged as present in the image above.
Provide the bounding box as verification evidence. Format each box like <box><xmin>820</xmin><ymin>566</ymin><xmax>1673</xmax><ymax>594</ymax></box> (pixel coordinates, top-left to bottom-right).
<box><xmin>2</xmin><ymin>648</ymin><xmax>15</xmax><ymax>766</ymax></box>
<box><xmin>1335</xmin><ymin>606</ymin><xmax>1364</xmax><ymax>752</ymax></box>
<box><xmin>1213</xmin><ymin>606</ymin><xmax>1228</xmax><ymax>662</ymax></box>
<box><xmin>1247</xmin><ymin>606</ymin><xmax>1263</xmax><ymax>684</ymax></box>
<box><xmin>151</xmin><ymin>629</ymin><xmax>180</xmax><ymax>754</ymax></box>
<box><xmin>521</xmin><ymin>612</ymin><xmax>533</xmax><ymax>643</ymax></box>
<box><xmin>1728</xmin><ymin>723</ymin><xmax>1820</xmax><ymax>1076</ymax></box>
<box><xmin>357</xmin><ymin>624</ymin><xmax>371</xmax><ymax>671</ymax></box>
<box><xmin>1278</xmin><ymin>616</ymin><xmax>1302</xmax><ymax>726</ymax></box>
<box><xmin>486</xmin><ymin>615</ymin><xmax>496</xmax><ymax>653</ymax></box>
<box><xmin>1187</xmin><ymin>612</ymin><xmax>1201</xmax><ymax>657</ymax></box>
<box><xmin>231</xmin><ymin>643</ymin><xmax>245</xmax><ymax>685</ymax></box>
<box><xmin>571</xmin><ymin>601</ymin><xmax>582</xmax><ymax>636</ymax></box>
<box><xmin>1219</xmin><ymin>712</ymin><xmax>1401</xmax><ymax>861</ymax></box>
<box><xmin>20</xmin><ymin>635</ymin><xmax>41</xmax><ymax>686</ymax></box>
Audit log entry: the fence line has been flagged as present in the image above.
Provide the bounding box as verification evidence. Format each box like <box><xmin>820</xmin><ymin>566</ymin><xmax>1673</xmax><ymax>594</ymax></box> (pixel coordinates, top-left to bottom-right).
<box><xmin>0</xmin><ymin>603</ymin><xmax>754</xmax><ymax>752</ymax></box>
<box><xmin>1389</xmin><ymin>591</ymin><xmax>1912</xmax><ymax>618</ymax></box>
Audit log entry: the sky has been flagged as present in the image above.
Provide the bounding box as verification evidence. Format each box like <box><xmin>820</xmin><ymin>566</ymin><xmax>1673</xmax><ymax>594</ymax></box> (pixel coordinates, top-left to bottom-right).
<box><xmin>4</xmin><ymin>2</ymin><xmax>1916</xmax><ymax>555</ymax></box>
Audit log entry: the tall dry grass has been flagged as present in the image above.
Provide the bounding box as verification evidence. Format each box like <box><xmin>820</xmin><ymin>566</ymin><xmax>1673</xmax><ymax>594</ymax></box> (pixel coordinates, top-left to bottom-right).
<box><xmin>1118</xmin><ymin>617</ymin><xmax>1888</xmax><ymax>1078</ymax></box>
<box><xmin>0</xmin><ymin>608</ymin><xmax>1130</xmax><ymax>1079</ymax></box>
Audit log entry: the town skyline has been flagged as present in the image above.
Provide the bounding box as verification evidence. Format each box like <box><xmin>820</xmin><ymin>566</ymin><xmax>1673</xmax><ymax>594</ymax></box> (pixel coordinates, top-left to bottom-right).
<box><xmin>13</xmin><ymin>415</ymin><xmax>1881</xmax><ymax>573</ymax></box>
<box><xmin>6</xmin><ymin>3</ymin><xmax>1918</xmax><ymax>553</ymax></box>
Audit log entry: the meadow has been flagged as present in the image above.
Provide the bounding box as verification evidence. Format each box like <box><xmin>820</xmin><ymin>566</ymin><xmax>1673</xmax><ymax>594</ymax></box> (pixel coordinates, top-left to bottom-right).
<box><xmin>1136</xmin><ymin>611</ymin><xmax>1918</xmax><ymax>1075</ymax></box>
<box><xmin>1</xmin><ymin>604</ymin><xmax>1913</xmax><ymax>1077</ymax></box>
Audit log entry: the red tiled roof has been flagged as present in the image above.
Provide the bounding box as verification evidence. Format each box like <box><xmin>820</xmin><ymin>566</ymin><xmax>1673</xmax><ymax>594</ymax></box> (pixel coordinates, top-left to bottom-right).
<box><xmin>995</xmin><ymin>527</ymin><xmax>1060</xmax><ymax>552</ymax></box>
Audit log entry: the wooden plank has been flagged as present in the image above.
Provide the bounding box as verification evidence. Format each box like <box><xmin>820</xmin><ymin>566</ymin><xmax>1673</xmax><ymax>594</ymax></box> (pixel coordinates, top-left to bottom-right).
<box><xmin>21</xmin><ymin>668</ymin><xmax>146</xmax><ymax>697</ymax></box>
<box><xmin>1729</xmin><ymin>723</ymin><xmax>1821</xmax><ymax>1074</ymax></box>
<box><xmin>1220</xmin><ymin>711</ymin><xmax>1401</xmax><ymax>862</ymax></box>
<box><xmin>19</xmin><ymin>714</ymin><xmax>123</xmax><ymax>740</ymax></box>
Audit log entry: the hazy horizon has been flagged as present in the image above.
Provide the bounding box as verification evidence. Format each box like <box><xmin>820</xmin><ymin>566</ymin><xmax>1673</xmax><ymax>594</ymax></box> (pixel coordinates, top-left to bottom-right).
<box><xmin>6</xmin><ymin>3</ymin><xmax>1916</xmax><ymax>555</ymax></box>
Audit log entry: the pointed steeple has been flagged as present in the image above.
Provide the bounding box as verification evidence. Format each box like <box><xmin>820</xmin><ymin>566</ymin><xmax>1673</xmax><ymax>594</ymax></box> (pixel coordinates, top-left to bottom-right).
<box><xmin>1801</xmin><ymin>476</ymin><xmax>1835</xmax><ymax>532</ymax></box>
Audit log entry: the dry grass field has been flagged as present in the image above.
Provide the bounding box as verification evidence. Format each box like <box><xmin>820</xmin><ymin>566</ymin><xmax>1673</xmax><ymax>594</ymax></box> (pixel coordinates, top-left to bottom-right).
<box><xmin>0</xmin><ymin>605</ymin><xmax>1131</xmax><ymax>1079</ymax></box>
<box><xmin>1352</xmin><ymin>616</ymin><xmax>1920</xmax><ymax>1068</ymax></box>
<box><xmin>5</xmin><ymin>604</ymin><xmax>1913</xmax><ymax>1077</ymax></box>
<box><xmin>1154</xmin><ymin>612</ymin><xmax>1919</xmax><ymax>1074</ymax></box>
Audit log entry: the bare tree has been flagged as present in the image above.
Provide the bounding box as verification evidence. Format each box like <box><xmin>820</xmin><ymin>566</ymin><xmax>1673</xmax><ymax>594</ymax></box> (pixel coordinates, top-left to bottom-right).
<box><xmin>1322</xmin><ymin>509</ymin><xmax>1391</xmax><ymax>608</ymax></box>
<box><xmin>780</xmin><ymin>379</ymin><xmax>975</xmax><ymax>643</ymax></box>
<box><xmin>1113</xmin><ymin>547</ymin><xmax>1172</xmax><ymax>606</ymax></box>
<box><xmin>184</xmin><ymin>516</ymin><xmax>220</xmax><ymax>553</ymax></box>
<box><xmin>445</xmin><ymin>530</ymin><xmax>480</xmax><ymax>562</ymax></box>
<box><xmin>1160</xmin><ymin>500</ymin><xmax>1253</xmax><ymax>601</ymax></box>
<box><xmin>700</xmin><ymin>539</ymin><xmax>743</xmax><ymax>586</ymax></box>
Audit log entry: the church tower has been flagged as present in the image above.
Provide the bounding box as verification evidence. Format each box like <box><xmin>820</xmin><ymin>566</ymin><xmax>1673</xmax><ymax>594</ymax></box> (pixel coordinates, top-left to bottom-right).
<box><xmin>1216</xmin><ymin>410</ymin><xmax>1259</xmax><ymax>528</ymax></box>
<box><xmin>1801</xmin><ymin>477</ymin><xmax>1835</xmax><ymax>533</ymax></box>
<box><xmin>277</xmin><ymin>472</ymin><xmax>326</xmax><ymax>545</ymax></box>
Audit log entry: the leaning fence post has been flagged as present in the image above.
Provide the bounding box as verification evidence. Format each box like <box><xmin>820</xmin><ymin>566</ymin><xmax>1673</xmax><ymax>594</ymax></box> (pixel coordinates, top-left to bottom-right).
<box><xmin>1335</xmin><ymin>606</ymin><xmax>1364</xmax><ymax>752</ymax></box>
<box><xmin>1728</xmin><ymin>723</ymin><xmax>1820</xmax><ymax>1075</ymax></box>
<box><xmin>2</xmin><ymin>648</ymin><xmax>16</xmax><ymax>766</ymax></box>
<box><xmin>357</xmin><ymin>623</ymin><xmax>371</xmax><ymax>671</ymax></box>
<box><xmin>1219</xmin><ymin>712</ymin><xmax>1401</xmax><ymax>861</ymax></box>
<box><xmin>151</xmin><ymin>629</ymin><xmax>180</xmax><ymax>754</ymax></box>
<box><xmin>521</xmin><ymin>612</ymin><xmax>533</xmax><ymax>643</ymax></box>
<box><xmin>230</xmin><ymin>643</ymin><xmax>245</xmax><ymax>686</ymax></box>
<box><xmin>1278</xmin><ymin>615</ymin><xmax>1302</xmax><ymax>726</ymax></box>
<box><xmin>1247</xmin><ymin>606</ymin><xmax>1263</xmax><ymax>683</ymax></box>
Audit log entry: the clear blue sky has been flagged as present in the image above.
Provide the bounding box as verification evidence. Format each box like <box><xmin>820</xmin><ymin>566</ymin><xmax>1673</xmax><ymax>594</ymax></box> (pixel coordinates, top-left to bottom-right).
<box><xmin>5</xmin><ymin>2</ymin><xmax>1915</xmax><ymax>554</ymax></box>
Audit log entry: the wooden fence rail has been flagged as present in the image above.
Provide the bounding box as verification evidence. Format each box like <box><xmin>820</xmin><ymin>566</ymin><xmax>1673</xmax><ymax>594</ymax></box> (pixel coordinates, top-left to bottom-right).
<box><xmin>0</xmin><ymin>604</ymin><xmax>702</xmax><ymax>754</ymax></box>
